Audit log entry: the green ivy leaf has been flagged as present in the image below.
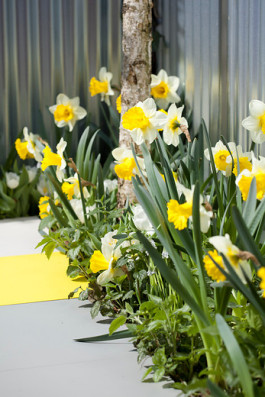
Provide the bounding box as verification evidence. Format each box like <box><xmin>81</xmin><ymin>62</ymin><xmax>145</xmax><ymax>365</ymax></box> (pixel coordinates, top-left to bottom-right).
<box><xmin>109</xmin><ymin>315</ymin><xmax>126</xmax><ymax>336</ymax></box>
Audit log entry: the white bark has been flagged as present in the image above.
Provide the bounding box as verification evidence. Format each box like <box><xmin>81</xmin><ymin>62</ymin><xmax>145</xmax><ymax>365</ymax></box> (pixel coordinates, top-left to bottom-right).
<box><xmin>117</xmin><ymin>0</ymin><xmax>152</xmax><ymax>207</ymax></box>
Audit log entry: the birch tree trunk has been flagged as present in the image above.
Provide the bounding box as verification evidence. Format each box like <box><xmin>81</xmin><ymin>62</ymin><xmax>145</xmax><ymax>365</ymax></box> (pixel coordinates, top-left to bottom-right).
<box><xmin>117</xmin><ymin>0</ymin><xmax>152</xmax><ymax>207</ymax></box>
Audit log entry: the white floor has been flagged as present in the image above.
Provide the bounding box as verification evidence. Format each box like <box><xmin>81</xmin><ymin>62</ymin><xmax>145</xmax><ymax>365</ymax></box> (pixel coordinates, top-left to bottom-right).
<box><xmin>0</xmin><ymin>217</ymin><xmax>180</xmax><ymax>397</ymax></box>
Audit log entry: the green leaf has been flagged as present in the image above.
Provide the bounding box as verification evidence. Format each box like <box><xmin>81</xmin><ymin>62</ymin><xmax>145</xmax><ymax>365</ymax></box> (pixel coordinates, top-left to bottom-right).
<box><xmin>75</xmin><ymin>329</ymin><xmax>132</xmax><ymax>343</ymax></box>
<box><xmin>109</xmin><ymin>315</ymin><xmax>127</xmax><ymax>336</ymax></box>
<box><xmin>207</xmin><ymin>380</ymin><xmax>228</xmax><ymax>397</ymax></box>
<box><xmin>43</xmin><ymin>241</ymin><xmax>56</xmax><ymax>259</ymax></box>
<box><xmin>76</xmin><ymin>126</ymin><xmax>90</xmax><ymax>173</ymax></box>
<box><xmin>153</xmin><ymin>367</ymin><xmax>165</xmax><ymax>383</ymax></box>
<box><xmin>49</xmin><ymin>199</ymin><xmax>69</xmax><ymax>228</ymax></box>
<box><xmin>125</xmin><ymin>302</ymin><xmax>134</xmax><ymax>315</ymax></box>
<box><xmin>232</xmin><ymin>206</ymin><xmax>265</xmax><ymax>268</ymax></box>
<box><xmin>152</xmin><ymin>347</ymin><xmax>167</xmax><ymax>366</ymax></box>
<box><xmin>216</xmin><ymin>313</ymin><xmax>254</xmax><ymax>397</ymax></box>
<box><xmin>141</xmin><ymin>367</ymin><xmax>153</xmax><ymax>381</ymax></box>
<box><xmin>90</xmin><ymin>300</ymin><xmax>101</xmax><ymax>319</ymax></box>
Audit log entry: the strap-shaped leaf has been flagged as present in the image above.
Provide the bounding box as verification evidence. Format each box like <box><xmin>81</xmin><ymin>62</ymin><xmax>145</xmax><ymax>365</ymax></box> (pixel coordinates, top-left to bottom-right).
<box><xmin>242</xmin><ymin>177</ymin><xmax>257</xmax><ymax>228</ymax></box>
<box><xmin>216</xmin><ymin>314</ymin><xmax>254</xmax><ymax>397</ymax></box>
<box><xmin>75</xmin><ymin>329</ymin><xmax>132</xmax><ymax>343</ymax></box>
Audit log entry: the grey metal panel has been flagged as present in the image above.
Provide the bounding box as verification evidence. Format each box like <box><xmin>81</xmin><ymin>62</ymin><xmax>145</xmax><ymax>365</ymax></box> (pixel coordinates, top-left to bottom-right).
<box><xmin>1</xmin><ymin>0</ymin><xmax>265</xmax><ymax>161</ymax></box>
<box><xmin>0</xmin><ymin>0</ymin><xmax>122</xmax><ymax>162</ymax></box>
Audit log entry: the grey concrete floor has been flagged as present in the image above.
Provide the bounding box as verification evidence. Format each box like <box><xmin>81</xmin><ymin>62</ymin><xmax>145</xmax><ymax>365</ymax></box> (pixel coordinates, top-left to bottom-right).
<box><xmin>0</xmin><ymin>217</ymin><xmax>180</xmax><ymax>397</ymax></box>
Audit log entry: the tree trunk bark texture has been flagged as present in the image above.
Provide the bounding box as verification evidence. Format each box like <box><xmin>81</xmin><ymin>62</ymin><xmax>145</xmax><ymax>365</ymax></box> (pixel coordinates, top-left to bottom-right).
<box><xmin>117</xmin><ymin>0</ymin><xmax>152</xmax><ymax>207</ymax></box>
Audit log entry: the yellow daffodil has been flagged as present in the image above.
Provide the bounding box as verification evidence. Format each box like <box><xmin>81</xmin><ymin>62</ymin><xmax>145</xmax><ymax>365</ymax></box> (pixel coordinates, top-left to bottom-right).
<box><xmin>112</xmin><ymin>147</ymin><xmax>145</xmax><ymax>180</ymax></box>
<box><xmin>242</xmin><ymin>100</ymin><xmax>265</xmax><ymax>144</ymax></box>
<box><xmin>150</xmin><ymin>69</ymin><xmax>180</xmax><ymax>110</ymax></box>
<box><xmin>236</xmin><ymin>154</ymin><xmax>265</xmax><ymax>200</ymax></box>
<box><xmin>6</xmin><ymin>172</ymin><xmax>20</xmax><ymax>189</ymax></box>
<box><xmin>38</xmin><ymin>196</ymin><xmax>50</xmax><ymax>219</ymax></box>
<box><xmin>122</xmin><ymin>98</ymin><xmax>167</xmax><ymax>145</ymax></box>
<box><xmin>15</xmin><ymin>127</ymin><xmax>42</xmax><ymax>162</ymax></box>
<box><xmin>203</xmin><ymin>250</ymin><xmax>226</xmax><ymax>282</ymax></box>
<box><xmin>89</xmin><ymin>67</ymin><xmax>114</xmax><ymax>105</ymax></box>
<box><xmin>62</xmin><ymin>173</ymin><xmax>90</xmax><ymax>200</ymax></box>
<box><xmin>167</xmin><ymin>184</ymin><xmax>212</xmax><ymax>232</ymax></box>
<box><xmin>163</xmin><ymin>104</ymin><xmax>188</xmax><ymax>146</ymax></box>
<box><xmin>90</xmin><ymin>231</ymin><xmax>125</xmax><ymax>285</ymax></box>
<box><xmin>116</xmin><ymin>95</ymin><xmax>121</xmax><ymax>113</ymax></box>
<box><xmin>257</xmin><ymin>267</ymin><xmax>265</xmax><ymax>298</ymax></box>
<box><xmin>49</xmin><ymin>94</ymin><xmax>87</xmax><ymax>132</ymax></box>
<box><xmin>41</xmin><ymin>138</ymin><xmax>67</xmax><ymax>182</ymax></box>
<box><xmin>209</xmin><ymin>234</ymin><xmax>252</xmax><ymax>283</ymax></box>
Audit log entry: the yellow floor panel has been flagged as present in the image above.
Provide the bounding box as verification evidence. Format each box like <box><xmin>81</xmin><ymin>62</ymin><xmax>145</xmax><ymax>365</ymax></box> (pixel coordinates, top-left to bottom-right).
<box><xmin>0</xmin><ymin>252</ymin><xmax>88</xmax><ymax>305</ymax></box>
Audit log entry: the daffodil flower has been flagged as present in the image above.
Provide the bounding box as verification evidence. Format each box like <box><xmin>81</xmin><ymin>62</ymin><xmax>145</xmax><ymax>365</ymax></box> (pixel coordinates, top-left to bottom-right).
<box><xmin>257</xmin><ymin>267</ymin><xmax>265</xmax><ymax>298</ymax></box>
<box><xmin>89</xmin><ymin>67</ymin><xmax>114</xmax><ymax>105</ymax></box>
<box><xmin>37</xmin><ymin>174</ymin><xmax>50</xmax><ymax>196</ymax></box>
<box><xmin>242</xmin><ymin>99</ymin><xmax>265</xmax><ymax>144</ymax></box>
<box><xmin>132</xmin><ymin>203</ymin><xmax>154</xmax><ymax>235</ymax></box>
<box><xmin>104</xmin><ymin>179</ymin><xmax>118</xmax><ymax>193</ymax></box>
<box><xmin>15</xmin><ymin>127</ymin><xmax>42</xmax><ymax>162</ymax></box>
<box><xmin>25</xmin><ymin>166</ymin><xmax>38</xmax><ymax>183</ymax></box>
<box><xmin>116</xmin><ymin>94</ymin><xmax>121</xmax><ymax>113</ymax></box>
<box><xmin>62</xmin><ymin>173</ymin><xmax>90</xmax><ymax>200</ymax></box>
<box><xmin>90</xmin><ymin>231</ymin><xmax>126</xmax><ymax>285</ymax></box>
<box><xmin>70</xmin><ymin>199</ymin><xmax>95</xmax><ymax>224</ymax></box>
<box><xmin>150</xmin><ymin>69</ymin><xmax>180</xmax><ymax>110</ymax></box>
<box><xmin>112</xmin><ymin>147</ymin><xmax>145</xmax><ymax>180</ymax></box>
<box><xmin>167</xmin><ymin>184</ymin><xmax>212</xmax><ymax>232</ymax></box>
<box><xmin>226</xmin><ymin>146</ymin><xmax>252</xmax><ymax>176</ymax></box>
<box><xmin>6</xmin><ymin>172</ymin><xmax>20</xmax><ymax>189</ymax></box>
<box><xmin>203</xmin><ymin>250</ymin><xmax>226</xmax><ymax>283</ymax></box>
<box><xmin>49</xmin><ymin>94</ymin><xmax>87</xmax><ymax>132</ymax></box>
<box><xmin>204</xmin><ymin>140</ymin><xmax>248</xmax><ymax>176</ymax></box>
<box><xmin>163</xmin><ymin>104</ymin><xmax>188</xmax><ymax>146</ymax></box>
<box><xmin>122</xmin><ymin>98</ymin><xmax>167</xmax><ymax>145</ymax></box>
<box><xmin>208</xmin><ymin>234</ymin><xmax>252</xmax><ymax>283</ymax></box>
<box><xmin>236</xmin><ymin>153</ymin><xmax>265</xmax><ymax>200</ymax></box>
<box><xmin>38</xmin><ymin>196</ymin><xmax>50</xmax><ymax>219</ymax></box>
<box><xmin>41</xmin><ymin>138</ymin><xmax>67</xmax><ymax>182</ymax></box>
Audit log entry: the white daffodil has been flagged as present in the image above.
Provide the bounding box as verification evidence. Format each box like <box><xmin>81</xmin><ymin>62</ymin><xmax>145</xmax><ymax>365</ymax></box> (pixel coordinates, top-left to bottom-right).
<box><xmin>70</xmin><ymin>199</ymin><xmax>95</xmax><ymax>224</ymax></box>
<box><xmin>122</xmin><ymin>98</ymin><xmax>167</xmax><ymax>145</ymax></box>
<box><xmin>37</xmin><ymin>174</ymin><xmax>50</xmax><ymax>196</ymax></box>
<box><xmin>163</xmin><ymin>104</ymin><xmax>188</xmax><ymax>146</ymax></box>
<box><xmin>150</xmin><ymin>69</ymin><xmax>180</xmax><ymax>110</ymax></box>
<box><xmin>204</xmin><ymin>140</ymin><xmax>240</xmax><ymax>176</ymax></box>
<box><xmin>89</xmin><ymin>67</ymin><xmax>114</xmax><ymax>105</ymax></box>
<box><xmin>6</xmin><ymin>172</ymin><xmax>20</xmax><ymax>189</ymax></box>
<box><xmin>242</xmin><ymin>100</ymin><xmax>265</xmax><ymax>144</ymax></box>
<box><xmin>41</xmin><ymin>138</ymin><xmax>67</xmax><ymax>182</ymax></box>
<box><xmin>167</xmin><ymin>183</ymin><xmax>212</xmax><ymax>233</ymax></box>
<box><xmin>112</xmin><ymin>147</ymin><xmax>145</xmax><ymax>180</ymax></box>
<box><xmin>209</xmin><ymin>234</ymin><xmax>252</xmax><ymax>283</ymax></box>
<box><xmin>236</xmin><ymin>153</ymin><xmax>265</xmax><ymax>201</ymax></box>
<box><xmin>90</xmin><ymin>231</ymin><xmax>126</xmax><ymax>285</ymax></box>
<box><xmin>49</xmin><ymin>94</ymin><xmax>87</xmax><ymax>132</ymax></box>
<box><xmin>132</xmin><ymin>204</ymin><xmax>154</xmax><ymax>235</ymax></box>
<box><xmin>104</xmin><ymin>179</ymin><xmax>118</xmax><ymax>193</ymax></box>
<box><xmin>62</xmin><ymin>173</ymin><xmax>90</xmax><ymax>200</ymax></box>
<box><xmin>25</xmin><ymin>166</ymin><xmax>38</xmax><ymax>183</ymax></box>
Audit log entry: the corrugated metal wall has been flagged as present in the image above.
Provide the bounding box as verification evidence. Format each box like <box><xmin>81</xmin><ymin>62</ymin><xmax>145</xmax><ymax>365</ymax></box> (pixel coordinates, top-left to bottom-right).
<box><xmin>1</xmin><ymin>0</ymin><xmax>265</xmax><ymax>162</ymax></box>
<box><xmin>157</xmin><ymin>0</ymin><xmax>265</xmax><ymax>152</ymax></box>
<box><xmin>0</xmin><ymin>0</ymin><xmax>122</xmax><ymax>162</ymax></box>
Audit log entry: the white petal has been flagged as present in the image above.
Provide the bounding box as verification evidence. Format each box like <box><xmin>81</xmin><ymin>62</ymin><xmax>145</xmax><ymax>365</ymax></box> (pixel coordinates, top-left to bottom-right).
<box><xmin>250</xmin><ymin>130</ymin><xmax>265</xmax><ymax>144</ymax></box>
<box><xmin>143</xmin><ymin>126</ymin><xmax>157</xmax><ymax>144</ymax></box>
<box><xmin>242</xmin><ymin>116</ymin><xmax>260</xmax><ymax>132</ymax></box>
<box><xmin>56</xmin><ymin>93</ymin><xmax>69</xmax><ymax>105</ymax></box>
<box><xmin>249</xmin><ymin>99</ymin><xmax>265</xmax><ymax>117</ymax></box>
<box><xmin>70</xmin><ymin>97</ymin><xmax>80</xmax><ymax>107</ymax></box>
<box><xmin>142</xmin><ymin>98</ymin><xmax>157</xmax><ymax>117</ymax></box>
<box><xmin>168</xmin><ymin>76</ymin><xmax>180</xmax><ymax>91</ymax></box>
<box><xmin>156</xmin><ymin>98</ymin><xmax>170</xmax><ymax>110</ymax></box>
<box><xmin>130</xmin><ymin>129</ymin><xmax>144</xmax><ymax>145</ymax></box>
<box><xmin>98</xmin><ymin>67</ymin><xmax>107</xmax><ymax>81</ymax></box>
<box><xmin>112</xmin><ymin>147</ymin><xmax>132</xmax><ymax>161</ymax></box>
<box><xmin>150</xmin><ymin>74</ymin><xmax>161</xmax><ymax>87</ymax></box>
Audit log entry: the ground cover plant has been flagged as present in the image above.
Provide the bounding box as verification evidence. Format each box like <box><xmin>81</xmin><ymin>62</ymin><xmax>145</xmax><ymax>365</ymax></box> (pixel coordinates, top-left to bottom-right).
<box><xmin>9</xmin><ymin>66</ymin><xmax>265</xmax><ymax>396</ymax></box>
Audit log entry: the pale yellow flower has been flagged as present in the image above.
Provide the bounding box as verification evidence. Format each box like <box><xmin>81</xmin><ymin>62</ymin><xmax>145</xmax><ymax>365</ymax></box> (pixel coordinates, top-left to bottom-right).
<box><xmin>112</xmin><ymin>147</ymin><xmax>145</xmax><ymax>180</ymax></box>
<box><xmin>242</xmin><ymin>100</ymin><xmax>265</xmax><ymax>144</ymax></box>
<box><xmin>151</xmin><ymin>69</ymin><xmax>180</xmax><ymax>109</ymax></box>
<box><xmin>236</xmin><ymin>154</ymin><xmax>265</xmax><ymax>200</ymax></box>
<box><xmin>49</xmin><ymin>94</ymin><xmax>87</xmax><ymax>132</ymax></box>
